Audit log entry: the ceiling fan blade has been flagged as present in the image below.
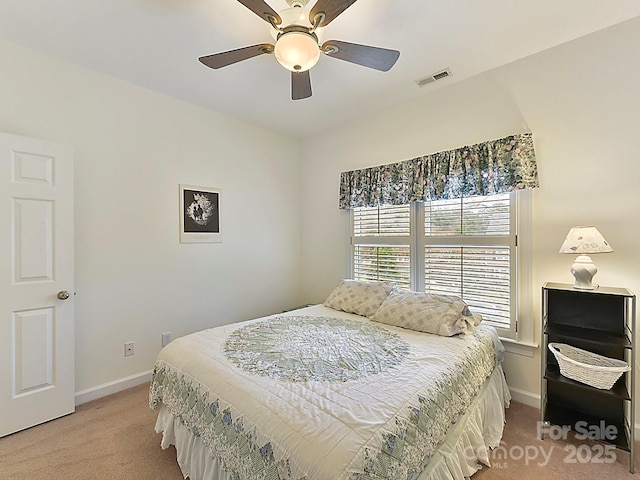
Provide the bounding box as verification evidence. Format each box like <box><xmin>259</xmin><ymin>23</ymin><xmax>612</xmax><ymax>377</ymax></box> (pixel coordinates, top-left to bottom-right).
<box><xmin>199</xmin><ymin>44</ymin><xmax>274</xmax><ymax>69</ymax></box>
<box><xmin>310</xmin><ymin>0</ymin><xmax>358</xmax><ymax>27</ymax></box>
<box><xmin>321</xmin><ymin>40</ymin><xmax>400</xmax><ymax>71</ymax></box>
<box><xmin>237</xmin><ymin>0</ymin><xmax>282</xmax><ymax>25</ymax></box>
<box><xmin>291</xmin><ymin>70</ymin><xmax>312</xmax><ymax>100</ymax></box>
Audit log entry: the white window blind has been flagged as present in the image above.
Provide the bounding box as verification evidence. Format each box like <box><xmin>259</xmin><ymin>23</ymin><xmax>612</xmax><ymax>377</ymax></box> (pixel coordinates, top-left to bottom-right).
<box><xmin>353</xmin><ymin>205</ymin><xmax>411</xmax><ymax>236</ymax></box>
<box><xmin>351</xmin><ymin>205</ymin><xmax>411</xmax><ymax>289</ymax></box>
<box><xmin>424</xmin><ymin>246</ymin><xmax>512</xmax><ymax>330</ymax></box>
<box><xmin>351</xmin><ymin>193</ymin><xmax>519</xmax><ymax>339</ymax></box>
<box><xmin>425</xmin><ymin>195</ymin><xmax>511</xmax><ymax>237</ymax></box>
<box><xmin>423</xmin><ymin>194</ymin><xmax>516</xmax><ymax>335</ymax></box>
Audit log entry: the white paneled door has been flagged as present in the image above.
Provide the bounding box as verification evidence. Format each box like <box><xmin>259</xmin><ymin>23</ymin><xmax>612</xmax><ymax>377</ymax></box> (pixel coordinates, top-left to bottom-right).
<box><xmin>0</xmin><ymin>132</ymin><xmax>74</xmax><ymax>437</ymax></box>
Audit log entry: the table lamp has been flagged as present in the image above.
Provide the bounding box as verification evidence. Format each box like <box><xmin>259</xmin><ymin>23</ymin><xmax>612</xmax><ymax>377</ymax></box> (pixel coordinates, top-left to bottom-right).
<box><xmin>559</xmin><ymin>226</ymin><xmax>613</xmax><ymax>290</ymax></box>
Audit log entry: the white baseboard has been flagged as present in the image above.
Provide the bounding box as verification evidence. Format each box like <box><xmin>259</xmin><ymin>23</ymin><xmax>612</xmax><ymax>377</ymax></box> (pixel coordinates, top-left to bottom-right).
<box><xmin>74</xmin><ymin>369</ymin><xmax>153</xmax><ymax>406</ymax></box>
<box><xmin>509</xmin><ymin>386</ymin><xmax>540</xmax><ymax>408</ymax></box>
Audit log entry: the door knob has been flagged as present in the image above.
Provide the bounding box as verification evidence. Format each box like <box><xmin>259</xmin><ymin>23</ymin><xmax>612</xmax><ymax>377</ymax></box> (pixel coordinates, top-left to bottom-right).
<box><xmin>57</xmin><ymin>290</ymin><xmax>70</xmax><ymax>300</ymax></box>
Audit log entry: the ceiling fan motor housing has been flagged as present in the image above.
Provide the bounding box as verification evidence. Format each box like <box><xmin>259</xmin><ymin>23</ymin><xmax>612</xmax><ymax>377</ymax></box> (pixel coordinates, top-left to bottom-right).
<box><xmin>287</xmin><ymin>0</ymin><xmax>309</xmax><ymax>7</ymax></box>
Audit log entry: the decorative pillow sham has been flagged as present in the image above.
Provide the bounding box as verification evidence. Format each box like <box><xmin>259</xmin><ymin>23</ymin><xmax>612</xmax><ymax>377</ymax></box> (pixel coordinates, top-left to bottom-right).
<box><xmin>370</xmin><ymin>290</ymin><xmax>480</xmax><ymax>336</ymax></box>
<box><xmin>324</xmin><ymin>279</ymin><xmax>395</xmax><ymax>318</ymax></box>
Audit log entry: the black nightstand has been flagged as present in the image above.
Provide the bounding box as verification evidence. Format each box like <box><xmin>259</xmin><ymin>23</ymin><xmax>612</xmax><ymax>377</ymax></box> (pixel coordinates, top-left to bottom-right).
<box><xmin>540</xmin><ymin>282</ymin><xmax>636</xmax><ymax>473</ymax></box>
<box><xmin>282</xmin><ymin>304</ymin><xmax>313</xmax><ymax>313</ymax></box>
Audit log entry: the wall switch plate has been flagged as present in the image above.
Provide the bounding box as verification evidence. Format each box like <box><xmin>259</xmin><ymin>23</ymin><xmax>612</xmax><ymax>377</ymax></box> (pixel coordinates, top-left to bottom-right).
<box><xmin>124</xmin><ymin>342</ymin><xmax>135</xmax><ymax>356</ymax></box>
<box><xmin>162</xmin><ymin>332</ymin><xmax>172</xmax><ymax>347</ymax></box>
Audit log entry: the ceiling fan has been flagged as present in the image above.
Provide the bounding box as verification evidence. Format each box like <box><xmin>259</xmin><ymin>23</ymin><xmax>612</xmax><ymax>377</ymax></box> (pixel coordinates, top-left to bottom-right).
<box><xmin>199</xmin><ymin>0</ymin><xmax>400</xmax><ymax>100</ymax></box>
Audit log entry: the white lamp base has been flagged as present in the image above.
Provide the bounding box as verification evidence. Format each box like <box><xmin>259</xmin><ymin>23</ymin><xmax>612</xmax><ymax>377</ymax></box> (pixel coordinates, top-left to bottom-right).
<box><xmin>570</xmin><ymin>254</ymin><xmax>597</xmax><ymax>290</ymax></box>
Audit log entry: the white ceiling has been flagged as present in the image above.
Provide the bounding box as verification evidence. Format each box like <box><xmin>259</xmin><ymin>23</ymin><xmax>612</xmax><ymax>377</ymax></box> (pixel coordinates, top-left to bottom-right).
<box><xmin>1</xmin><ymin>1</ymin><xmax>640</xmax><ymax>139</ymax></box>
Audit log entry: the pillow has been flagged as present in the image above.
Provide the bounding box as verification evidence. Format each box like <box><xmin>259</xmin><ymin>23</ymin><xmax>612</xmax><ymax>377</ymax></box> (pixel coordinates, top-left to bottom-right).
<box><xmin>324</xmin><ymin>279</ymin><xmax>395</xmax><ymax>317</ymax></box>
<box><xmin>370</xmin><ymin>290</ymin><xmax>480</xmax><ymax>336</ymax></box>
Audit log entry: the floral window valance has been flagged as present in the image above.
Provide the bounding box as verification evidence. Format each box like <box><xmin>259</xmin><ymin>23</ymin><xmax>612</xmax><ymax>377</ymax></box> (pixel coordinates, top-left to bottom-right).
<box><xmin>339</xmin><ymin>133</ymin><xmax>539</xmax><ymax>209</ymax></box>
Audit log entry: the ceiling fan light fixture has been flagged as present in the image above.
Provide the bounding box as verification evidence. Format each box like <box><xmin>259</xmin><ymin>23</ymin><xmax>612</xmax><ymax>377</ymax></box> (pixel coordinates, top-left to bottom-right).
<box><xmin>274</xmin><ymin>31</ymin><xmax>320</xmax><ymax>72</ymax></box>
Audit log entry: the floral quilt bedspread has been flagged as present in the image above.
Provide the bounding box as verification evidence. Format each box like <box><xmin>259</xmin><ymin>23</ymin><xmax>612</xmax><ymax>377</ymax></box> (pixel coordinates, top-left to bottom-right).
<box><xmin>149</xmin><ymin>305</ymin><xmax>499</xmax><ymax>480</ymax></box>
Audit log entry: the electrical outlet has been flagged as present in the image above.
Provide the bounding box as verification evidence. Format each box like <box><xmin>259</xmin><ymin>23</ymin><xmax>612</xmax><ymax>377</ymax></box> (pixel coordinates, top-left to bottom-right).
<box><xmin>162</xmin><ymin>332</ymin><xmax>172</xmax><ymax>347</ymax></box>
<box><xmin>124</xmin><ymin>341</ymin><xmax>135</xmax><ymax>356</ymax></box>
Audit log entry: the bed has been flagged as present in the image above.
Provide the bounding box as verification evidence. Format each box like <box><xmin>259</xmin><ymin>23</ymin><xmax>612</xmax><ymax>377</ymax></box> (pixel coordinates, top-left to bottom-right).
<box><xmin>150</xmin><ymin>283</ymin><xmax>511</xmax><ymax>480</ymax></box>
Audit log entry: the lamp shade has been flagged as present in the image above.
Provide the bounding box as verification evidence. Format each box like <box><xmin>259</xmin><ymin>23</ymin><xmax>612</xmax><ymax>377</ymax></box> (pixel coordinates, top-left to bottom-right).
<box><xmin>558</xmin><ymin>226</ymin><xmax>613</xmax><ymax>255</ymax></box>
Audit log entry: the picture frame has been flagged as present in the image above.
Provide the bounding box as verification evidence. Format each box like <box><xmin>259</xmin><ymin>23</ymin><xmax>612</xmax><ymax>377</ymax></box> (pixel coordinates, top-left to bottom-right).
<box><xmin>179</xmin><ymin>184</ymin><xmax>222</xmax><ymax>243</ymax></box>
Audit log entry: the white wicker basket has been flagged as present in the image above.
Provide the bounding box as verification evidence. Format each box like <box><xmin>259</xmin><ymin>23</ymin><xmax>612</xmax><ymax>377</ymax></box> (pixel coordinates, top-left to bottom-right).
<box><xmin>548</xmin><ymin>343</ymin><xmax>630</xmax><ymax>390</ymax></box>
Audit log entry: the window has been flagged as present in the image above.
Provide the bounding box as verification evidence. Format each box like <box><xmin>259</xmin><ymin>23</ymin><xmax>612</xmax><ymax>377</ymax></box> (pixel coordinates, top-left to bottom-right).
<box><xmin>351</xmin><ymin>192</ymin><xmax>529</xmax><ymax>339</ymax></box>
<box><xmin>351</xmin><ymin>204</ymin><xmax>411</xmax><ymax>290</ymax></box>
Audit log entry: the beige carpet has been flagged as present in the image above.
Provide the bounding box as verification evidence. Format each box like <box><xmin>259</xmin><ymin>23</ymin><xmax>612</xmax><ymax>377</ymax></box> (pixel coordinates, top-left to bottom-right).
<box><xmin>0</xmin><ymin>384</ymin><xmax>183</xmax><ymax>480</ymax></box>
<box><xmin>473</xmin><ymin>401</ymin><xmax>638</xmax><ymax>479</ymax></box>
<box><xmin>1</xmin><ymin>383</ymin><xmax>637</xmax><ymax>479</ymax></box>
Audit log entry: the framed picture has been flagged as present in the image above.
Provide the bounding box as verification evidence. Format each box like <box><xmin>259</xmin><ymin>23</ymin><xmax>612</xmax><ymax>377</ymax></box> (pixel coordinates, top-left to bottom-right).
<box><xmin>179</xmin><ymin>184</ymin><xmax>222</xmax><ymax>243</ymax></box>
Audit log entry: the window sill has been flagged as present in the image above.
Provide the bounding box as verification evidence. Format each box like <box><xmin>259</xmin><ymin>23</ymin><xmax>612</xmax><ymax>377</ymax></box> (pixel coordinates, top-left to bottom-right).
<box><xmin>500</xmin><ymin>337</ymin><xmax>538</xmax><ymax>357</ymax></box>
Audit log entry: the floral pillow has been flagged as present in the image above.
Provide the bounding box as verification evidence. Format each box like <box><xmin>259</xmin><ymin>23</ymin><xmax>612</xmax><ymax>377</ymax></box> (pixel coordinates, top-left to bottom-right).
<box><xmin>324</xmin><ymin>279</ymin><xmax>396</xmax><ymax>318</ymax></box>
<box><xmin>370</xmin><ymin>290</ymin><xmax>481</xmax><ymax>336</ymax></box>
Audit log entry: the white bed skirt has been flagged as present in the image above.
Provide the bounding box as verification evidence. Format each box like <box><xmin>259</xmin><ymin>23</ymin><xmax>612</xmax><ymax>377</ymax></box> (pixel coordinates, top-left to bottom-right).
<box><xmin>155</xmin><ymin>365</ymin><xmax>511</xmax><ymax>480</ymax></box>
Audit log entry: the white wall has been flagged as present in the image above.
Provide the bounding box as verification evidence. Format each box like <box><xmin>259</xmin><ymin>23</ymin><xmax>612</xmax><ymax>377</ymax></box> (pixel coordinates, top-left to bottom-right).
<box><xmin>299</xmin><ymin>17</ymin><xmax>640</xmax><ymax>404</ymax></box>
<box><xmin>0</xmin><ymin>39</ymin><xmax>303</xmax><ymax>396</ymax></box>
<box><xmin>2</xmin><ymin>15</ymin><xmax>639</xmax><ymax>406</ymax></box>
